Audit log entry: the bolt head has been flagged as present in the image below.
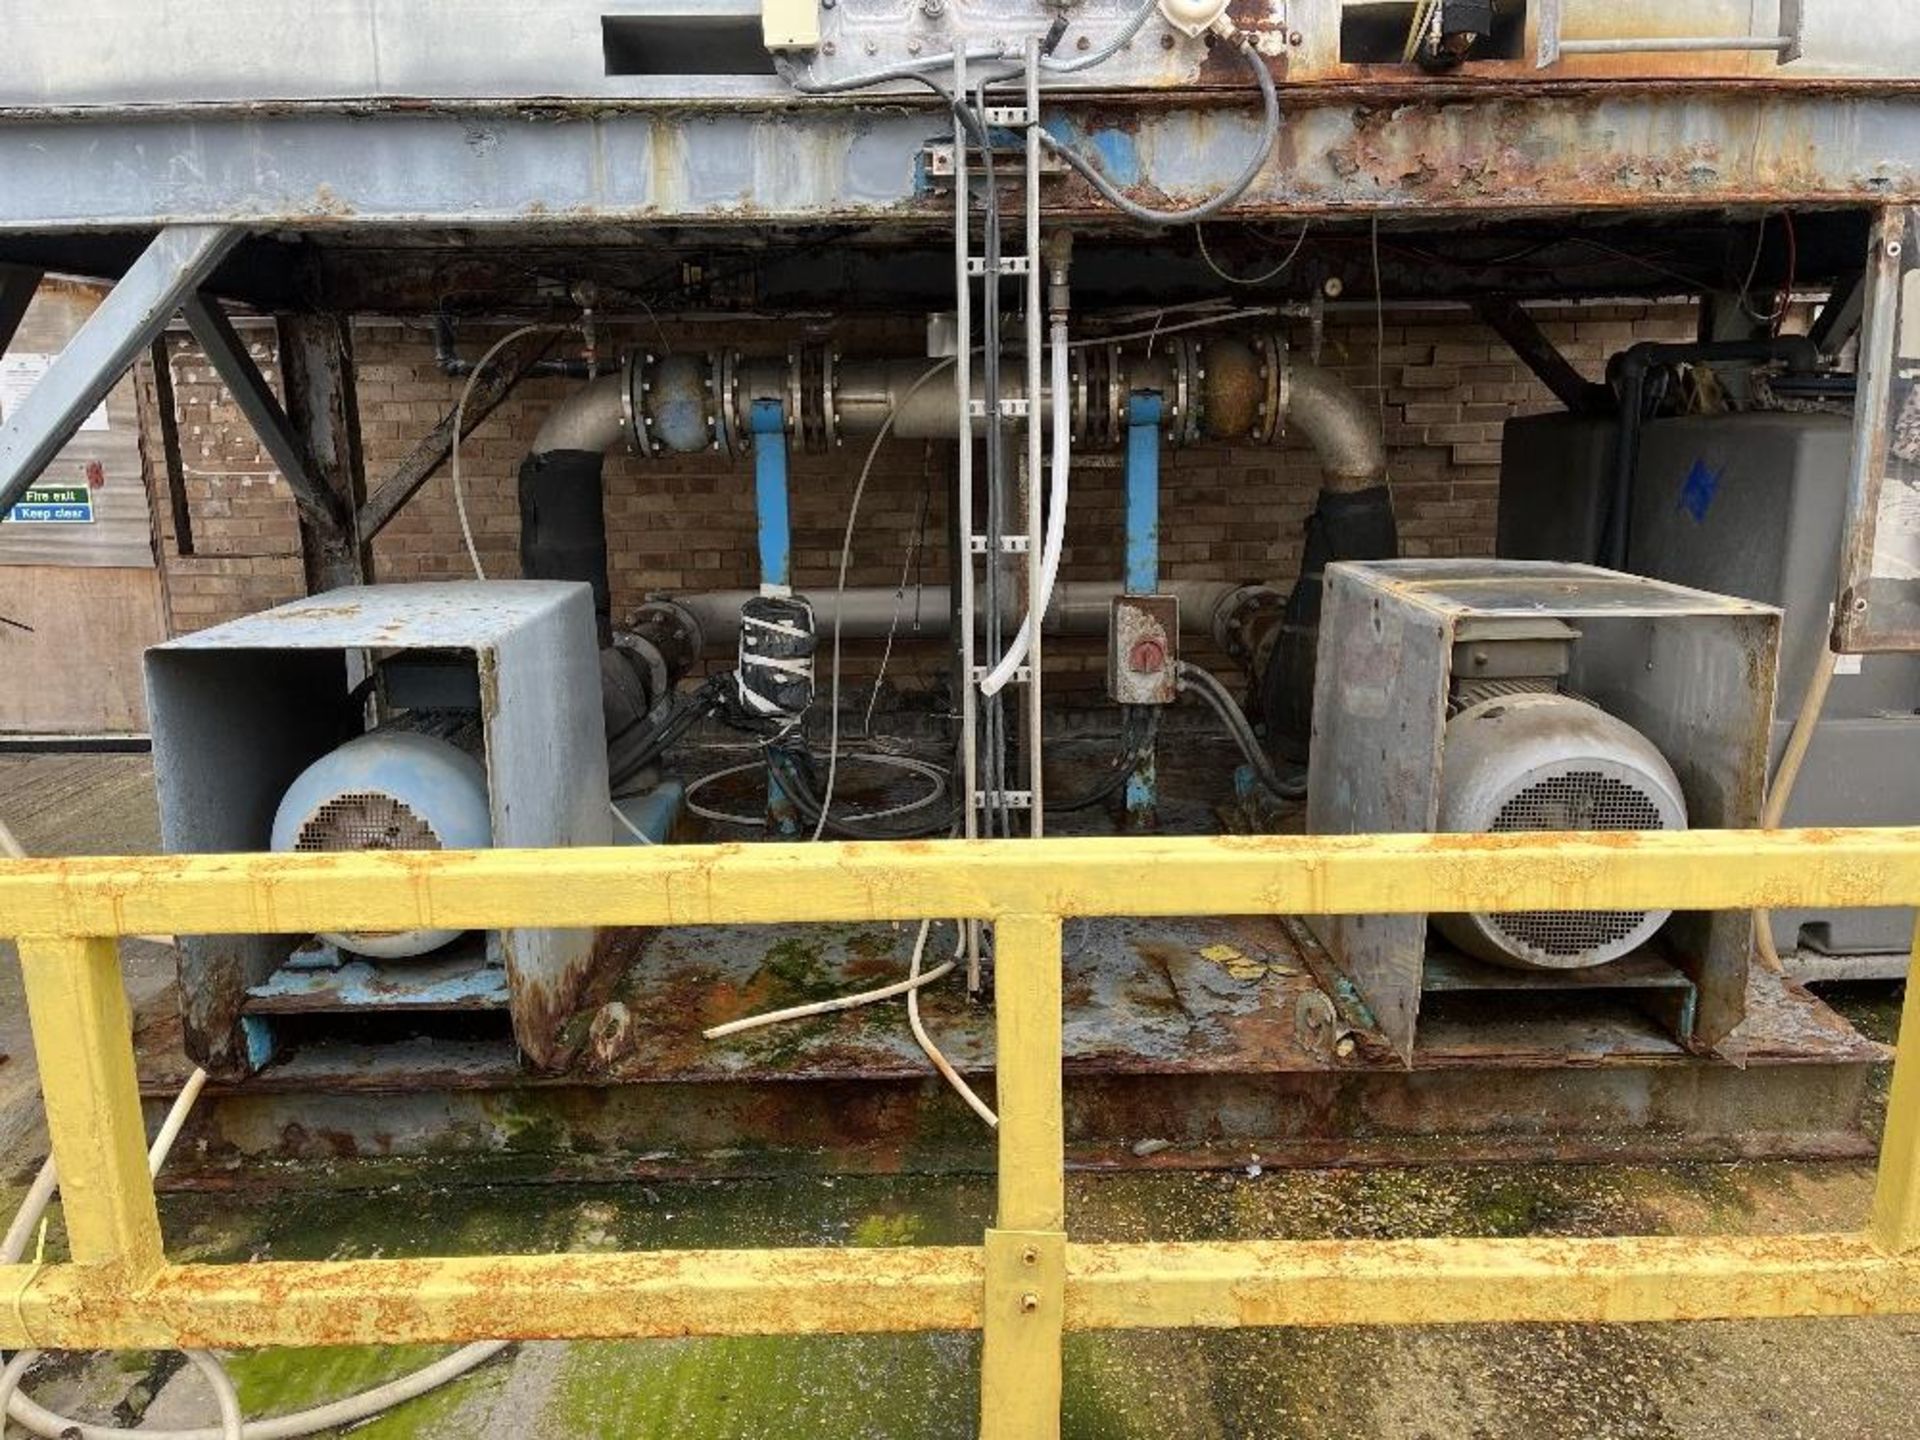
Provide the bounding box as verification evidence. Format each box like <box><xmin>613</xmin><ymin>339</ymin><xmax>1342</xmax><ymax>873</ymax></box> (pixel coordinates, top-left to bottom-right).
<box><xmin>1020</xmin><ymin>1292</ymin><xmax>1040</xmax><ymax>1312</ymax></box>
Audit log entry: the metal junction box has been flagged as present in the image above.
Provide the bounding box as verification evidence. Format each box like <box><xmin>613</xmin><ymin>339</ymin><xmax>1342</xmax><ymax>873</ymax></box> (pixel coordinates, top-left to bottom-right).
<box><xmin>1306</xmin><ymin>559</ymin><xmax>1781</xmax><ymax>1063</ymax></box>
<box><xmin>145</xmin><ymin>582</ymin><xmax>610</xmax><ymax>1075</ymax></box>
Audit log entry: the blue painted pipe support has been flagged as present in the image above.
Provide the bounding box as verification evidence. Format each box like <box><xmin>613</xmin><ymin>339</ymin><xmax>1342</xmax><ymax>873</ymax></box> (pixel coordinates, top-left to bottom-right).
<box><xmin>1124</xmin><ymin>390</ymin><xmax>1163</xmax><ymax>596</ymax></box>
<box><xmin>751</xmin><ymin>398</ymin><xmax>792</xmax><ymax>592</ymax></box>
<box><xmin>749</xmin><ymin>399</ymin><xmax>801</xmax><ymax>833</ymax></box>
<box><xmin>1123</xmin><ymin>389</ymin><xmax>1163</xmax><ymax>823</ymax></box>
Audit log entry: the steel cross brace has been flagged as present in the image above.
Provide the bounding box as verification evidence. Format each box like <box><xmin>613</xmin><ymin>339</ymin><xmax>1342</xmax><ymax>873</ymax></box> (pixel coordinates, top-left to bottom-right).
<box><xmin>181</xmin><ymin>292</ymin><xmax>349</xmax><ymax>535</ymax></box>
<box><xmin>0</xmin><ymin>225</ymin><xmax>238</xmax><ymax>517</ymax></box>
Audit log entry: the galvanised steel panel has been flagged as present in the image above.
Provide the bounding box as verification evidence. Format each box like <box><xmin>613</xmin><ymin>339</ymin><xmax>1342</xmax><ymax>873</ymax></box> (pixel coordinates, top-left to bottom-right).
<box><xmin>5</xmin><ymin>87</ymin><xmax>1920</xmax><ymax>232</ymax></box>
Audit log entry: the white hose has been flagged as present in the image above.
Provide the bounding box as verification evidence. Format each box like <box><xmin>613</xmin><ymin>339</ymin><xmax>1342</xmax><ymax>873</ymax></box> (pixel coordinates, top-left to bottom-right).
<box><xmin>1</xmin><ymin>1064</ymin><xmax>507</xmax><ymax>1438</ymax></box>
<box><xmin>980</xmin><ymin>318</ymin><xmax>1071</xmax><ymax>698</ymax></box>
<box><xmin>703</xmin><ymin>957</ymin><xmax>959</xmax><ymax>1039</ymax></box>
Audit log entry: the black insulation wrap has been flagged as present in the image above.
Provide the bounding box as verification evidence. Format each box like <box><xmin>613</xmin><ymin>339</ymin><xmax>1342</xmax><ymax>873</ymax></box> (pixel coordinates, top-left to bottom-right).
<box><xmin>1262</xmin><ymin>484</ymin><xmax>1399</xmax><ymax>763</ymax></box>
<box><xmin>518</xmin><ymin>448</ymin><xmax>610</xmax><ymax>640</ymax></box>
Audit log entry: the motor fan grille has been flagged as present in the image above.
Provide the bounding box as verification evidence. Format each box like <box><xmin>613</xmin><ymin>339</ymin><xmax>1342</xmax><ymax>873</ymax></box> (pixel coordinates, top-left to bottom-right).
<box><xmin>294</xmin><ymin>791</ymin><xmax>443</xmax><ymax>854</ymax></box>
<box><xmin>1485</xmin><ymin>769</ymin><xmax>1672</xmax><ymax>960</ymax></box>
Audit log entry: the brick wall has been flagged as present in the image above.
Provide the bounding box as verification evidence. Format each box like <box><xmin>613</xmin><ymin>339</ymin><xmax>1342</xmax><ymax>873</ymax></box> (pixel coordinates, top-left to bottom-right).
<box><xmin>138</xmin><ymin>302</ymin><xmax>1700</xmax><ymax>688</ymax></box>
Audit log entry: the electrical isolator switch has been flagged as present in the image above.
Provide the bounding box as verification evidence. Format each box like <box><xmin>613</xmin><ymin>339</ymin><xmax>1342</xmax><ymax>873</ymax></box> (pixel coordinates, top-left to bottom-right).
<box><xmin>1109</xmin><ymin>594</ymin><xmax>1180</xmax><ymax>706</ymax></box>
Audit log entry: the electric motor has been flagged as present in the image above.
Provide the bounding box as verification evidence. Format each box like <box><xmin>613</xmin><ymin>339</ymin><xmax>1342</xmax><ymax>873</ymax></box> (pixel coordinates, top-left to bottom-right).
<box><xmin>269</xmin><ymin>729</ymin><xmax>492</xmax><ymax>959</ymax></box>
<box><xmin>1435</xmin><ymin>692</ymin><xmax>1688</xmax><ymax>969</ymax></box>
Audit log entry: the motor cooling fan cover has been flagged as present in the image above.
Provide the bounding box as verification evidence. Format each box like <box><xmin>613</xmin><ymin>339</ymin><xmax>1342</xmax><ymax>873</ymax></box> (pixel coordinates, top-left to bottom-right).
<box><xmin>269</xmin><ymin>730</ymin><xmax>492</xmax><ymax>959</ymax></box>
<box><xmin>1434</xmin><ymin>693</ymin><xmax>1687</xmax><ymax>970</ymax></box>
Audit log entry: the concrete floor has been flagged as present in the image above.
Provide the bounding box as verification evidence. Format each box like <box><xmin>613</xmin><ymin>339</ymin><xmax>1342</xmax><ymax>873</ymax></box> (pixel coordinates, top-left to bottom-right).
<box><xmin>2</xmin><ymin>753</ymin><xmax>1917</xmax><ymax>1438</ymax></box>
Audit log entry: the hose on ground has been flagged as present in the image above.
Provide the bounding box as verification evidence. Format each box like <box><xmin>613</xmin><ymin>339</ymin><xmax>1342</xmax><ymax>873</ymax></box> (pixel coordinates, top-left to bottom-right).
<box><xmin>1175</xmin><ymin>661</ymin><xmax>1308</xmax><ymax>801</ymax></box>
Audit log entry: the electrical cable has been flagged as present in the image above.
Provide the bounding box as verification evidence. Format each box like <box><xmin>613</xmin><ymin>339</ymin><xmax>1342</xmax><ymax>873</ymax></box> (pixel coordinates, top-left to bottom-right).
<box><xmin>1066</xmin><ymin>307</ymin><xmax>1283</xmax><ymax>348</ymax></box>
<box><xmin>980</xmin><ymin>313</ymin><xmax>1071</xmax><ymax>697</ymax></box>
<box><xmin>913</xmin><ymin>920</ymin><xmax>998</xmax><ymax>1128</ymax></box>
<box><xmin>0</xmin><ymin>1060</ymin><xmax>511</xmax><ymax>1440</ymax></box>
<box><xmin>1044</xmin><ymin>708</ymin><xmax>1160</xmax><ymax>813</ymax></box>
<box><xmin>1039</xmin><ymin>0</ymin><xmax>1160</xmax><ymax>74</ymax></box>
<box><xmin>812</xmin><ymin>360</ymin><xmax>957</xmax><ymax>842</ymax></box>
<box><xmin>687</xmin><ymin>752</ymin><xmax>949</xmax><ymax>831</ymax></box>
<box><xmin>1196</xmin><ymin>219</ymin><xmax>1310</xmax><ymax>287</ymax></box>
<box><xmin>1753</xmin><ymin>644</ymin><xmax>1841</xmax><ymax>976</ymax></box>
<box><xmin>766</xmin><ymin>747</ymin><xmax>955</xmax><ymax>839</ymax></box>
<box><xmin>704</xmin><ymin>954</ymin><xmax>958</xmax><ymax>1039</ymax></box>
<box><xmin>451</xmin><ymin>324</ymin><xmax>559</xmax><ymax>585</ymax></box>
<box><xmin>1174</xmin><ymin>661</ymin><xmax>1308</xmax><ymax>801</ymax></box>
<box><xmin>1036</xmin><ymin>32</ymin><xmax>1278</xmax><ymax>226</ymax></box>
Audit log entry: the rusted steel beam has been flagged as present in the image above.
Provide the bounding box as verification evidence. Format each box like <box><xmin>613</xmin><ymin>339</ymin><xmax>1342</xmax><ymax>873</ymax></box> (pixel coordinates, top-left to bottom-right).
<box><xmin>358</xmin><ymin>332</ymin><xmax>554</xmax><ymax>541</ymax></box>
<box><xmin>5</xmin><ymin>87</ymin><xmax>1920</xmax><ymax>231</ymax></box>
<box><xmin>276</xmin><ymin>312</ymin><xmax>368</xmax><ymax>593</ymax></box>
<box><xmin>1473</xmin><ymin>298</ymin><xmax>1615</xmax><ymax>413</ymax></box>
<box><xmin>4</xmin><ymin>828</ymin><xmax>1920</xmax><ymax>938</ymax></box>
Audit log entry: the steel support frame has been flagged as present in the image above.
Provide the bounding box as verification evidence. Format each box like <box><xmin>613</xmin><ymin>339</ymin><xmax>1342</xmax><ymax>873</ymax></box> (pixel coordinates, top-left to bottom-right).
<box><xmin>0</xmin><ymin>225</ymin><xmax>236</xmax><ymax>516</ymax></box>
<box><xmin>181</xmin><ymin>293</ymin><xmax>348</xmax><ymax>536</ymax></box>
<box><xmin>3</xmin><ymin>827</ymin><xmax>1920</xmax><ymax>1437</ymax></box>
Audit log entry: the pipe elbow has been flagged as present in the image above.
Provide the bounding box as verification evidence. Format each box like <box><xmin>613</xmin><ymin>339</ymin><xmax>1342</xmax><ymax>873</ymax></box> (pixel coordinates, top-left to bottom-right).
<box><xmin>1284</xmin><ymin>361</ymin><xmax>1387</xmax><ymax>494</ymax></box>
<box><xmin>531</xmin><ymin>372</ymin><xmax>627</xmax><ymax>457</ymax></box>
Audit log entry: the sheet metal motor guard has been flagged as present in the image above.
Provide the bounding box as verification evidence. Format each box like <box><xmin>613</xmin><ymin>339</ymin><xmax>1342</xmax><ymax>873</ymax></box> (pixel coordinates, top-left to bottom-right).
<box><xmin>269</xmin><ymin>729</ymin><xmax>493</xmax><ymax>959</ymax></box>
<box><xmin>1434</xmin><ymin>692</ymin><xmax>1689</xmax><ymax>969</ymax></box>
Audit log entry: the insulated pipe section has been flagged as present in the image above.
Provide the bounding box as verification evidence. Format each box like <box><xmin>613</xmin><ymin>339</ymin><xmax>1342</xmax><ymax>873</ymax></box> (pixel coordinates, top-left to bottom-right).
<box><xmin>518</xmin><ymin>374</ymin><xmax>627</xmax><ymax>640</ymax></box>
<box><xmin>664</xmin><ymin>579</ymin><xmax>1274</xmax><ymax>651</ymax></box>
<box><xmin>1259</xmin><ymin>362</ymin><xmax>1395</xmax><ymax>763</ymax></box>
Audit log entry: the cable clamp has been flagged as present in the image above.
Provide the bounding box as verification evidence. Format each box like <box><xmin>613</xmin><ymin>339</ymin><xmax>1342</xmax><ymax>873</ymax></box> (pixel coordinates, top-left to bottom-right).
<box><xmin>968</xmin><ymin>534</ymin><xmax>1030</xmax><ymax>554</ymax></box>
<box><xmin>971</xmin><ymin>665</ymin><xmax>1032</xmax><ymax>686</ymax></box>
<box><xmin>983</xmin><ymin>106</ymin><xmax>1032</xmax><ymax>127</ymax></box>
<box><xmin>974</xmin><ymin>789</ymin><xmax>1034</xmax><ymax>810</ymax></box>
<box><xmin>966</xmin><ymin>256</ymin><xmax>1033</xmax><ymax>277</ymax></box>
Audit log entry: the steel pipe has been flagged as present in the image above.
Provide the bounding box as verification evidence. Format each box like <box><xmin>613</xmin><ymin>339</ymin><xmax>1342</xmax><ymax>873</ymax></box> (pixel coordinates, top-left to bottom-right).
<box><xmin>662</xmin><ymin>579</ymin><xmax>1266</xmax><ymax>651</ymax></box>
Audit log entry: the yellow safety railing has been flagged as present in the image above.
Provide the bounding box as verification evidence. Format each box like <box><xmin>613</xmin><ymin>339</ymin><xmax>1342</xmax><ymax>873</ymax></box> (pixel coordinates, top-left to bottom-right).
<box><xmin>3</xmin><ymin>827</ymin><xmax>1920</xmax><ymax>1439</ymax></box>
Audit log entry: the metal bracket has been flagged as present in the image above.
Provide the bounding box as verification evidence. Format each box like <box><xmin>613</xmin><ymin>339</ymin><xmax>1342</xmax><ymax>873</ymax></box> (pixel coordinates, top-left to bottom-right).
<box><xmin>983</xmin><ymin>107</ymin><xmax>1031</xmax><ymax>127</ymax></box>
<box><xmin>972</xmin><ymin>664</ymin><xmax>1033</xmax><ymax>687</ymax></box>
<box><xmin>967</xmin><ymin>256</ymin><xmax>1033</xmax><ymax>278</ymax></box>
<box><xmin>967</xmin><ymin>397</ymin><xmax>1032</xmax><ymax>419</ymax></box>
<box><xmin>974</xmin><ymin>789</ymin><xmax>1034</xmax><ymax>810</ymax></box>
<box><xmin>969</xmin><ymin>534</ymin><xmax>1030</xmax><ymax>555</ymax></box>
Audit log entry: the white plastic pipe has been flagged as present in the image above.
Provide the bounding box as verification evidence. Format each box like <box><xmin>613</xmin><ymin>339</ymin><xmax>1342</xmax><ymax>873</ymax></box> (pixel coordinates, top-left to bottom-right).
<box><xmin>980</xmin><ymin>317</ymin><xmax>1071</xmax><ymax>698</ymax></box>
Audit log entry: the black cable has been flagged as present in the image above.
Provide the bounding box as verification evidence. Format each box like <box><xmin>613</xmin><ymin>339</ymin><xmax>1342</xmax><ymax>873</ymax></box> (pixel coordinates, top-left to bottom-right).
<box><xmin>1175</xmin><ymin>662</ymin><xmax>1308</xmax><ymax>802</ymax></box>
<box><xmin>763</xmin><ymin>745</ymin><xmax>956</xmax><ymax>840</ymax></box>
<box><xmin>1044</xmin><ymin>707</ymin><xmax>1160</xmax><ymax>814</ymax></box>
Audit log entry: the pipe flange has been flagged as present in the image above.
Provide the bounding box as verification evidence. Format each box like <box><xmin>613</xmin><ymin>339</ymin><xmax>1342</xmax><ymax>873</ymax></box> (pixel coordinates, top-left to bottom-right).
<box><xmin>1106</xmin><ymin>343</ymin><xmax>1127</xmax><ymax>448</ymax></box>
<box><xmin>625</xmin><ymin>350</ymin><xmax>662</xmax><ymax>458</ymax></box>
<box><xmin>824</xmin><ymin>347</ymin><xmax>843</xmax><ymax>449</ymax></box>
<box><xmin>785</xmin><ymin>346</ymin><xmax>805</xmax><ymax>440</ymax></box>
<box><xmin>718</xmin><ymin>350</ymin><xmax>747</xmax><ymax>460</ymax></box>
<box><xmin>1169</xmin><ymin>337</ymin><xmax>1200</xmax><ymax>448</ymax></box>
<box><xmin>1071</xmin><ymin>346</ymin><xmax>1094</xmax><ymax>448</ymax></box>
<box><xmin>1276</xmin><ymin>339</ymin><xmax>1291</xmax><ymax>441</ymax></box>
<box><xmin>800</xmin><ymin>344</ymin><xmax>825</xmax><ymax>451</ymax></box>
<box><xmin>1253</xmin><ymin>333</ymin><xmax>1284</xmax><ymax>445</ymax></box>
<box><xmin>619</xmin><ymin>348</ymin><xmax>641</xmax><ymax>454</ymax></box>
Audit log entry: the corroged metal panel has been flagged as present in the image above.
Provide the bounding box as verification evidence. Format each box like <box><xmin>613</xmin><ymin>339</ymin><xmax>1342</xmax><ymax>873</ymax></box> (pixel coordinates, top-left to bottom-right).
<box><xmin>5</xmin><ymin>87</ymin><xmax>1920</xmax><ymax>232</ymax></box>
<box><xmin>1837</xmin><ymin>205</ymin><xmax>1920</xmax><ymax>653</ymax></box>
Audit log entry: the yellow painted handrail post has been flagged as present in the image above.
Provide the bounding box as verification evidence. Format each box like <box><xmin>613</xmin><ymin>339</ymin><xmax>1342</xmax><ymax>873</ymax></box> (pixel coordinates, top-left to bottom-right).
<box><xmin>17</xmin><ymin>936</ymin><xmax>165</xmax><ymax>1279</ymax></box>
<box><xmin>981</xmin><ymin>913</ymin><xmax>1067</xmax><ymax>1440</ymax></box>
<box><xmin>1870</xmin><ymin>916</ymin><xmax>1920</xmax><ymax>1253</ymax></box>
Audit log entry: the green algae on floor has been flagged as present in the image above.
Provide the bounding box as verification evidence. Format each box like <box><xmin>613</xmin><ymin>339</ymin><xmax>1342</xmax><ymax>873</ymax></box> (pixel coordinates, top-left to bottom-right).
<box><xmin>548</xmin><ymin>1334</ymin><xmax>978</xmax><ymax>1440</ymax></box>
<box><xmin>218</xmin><ymin>1344</ymin><xmax>509</xmax><ymax>1440</ymax></box>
